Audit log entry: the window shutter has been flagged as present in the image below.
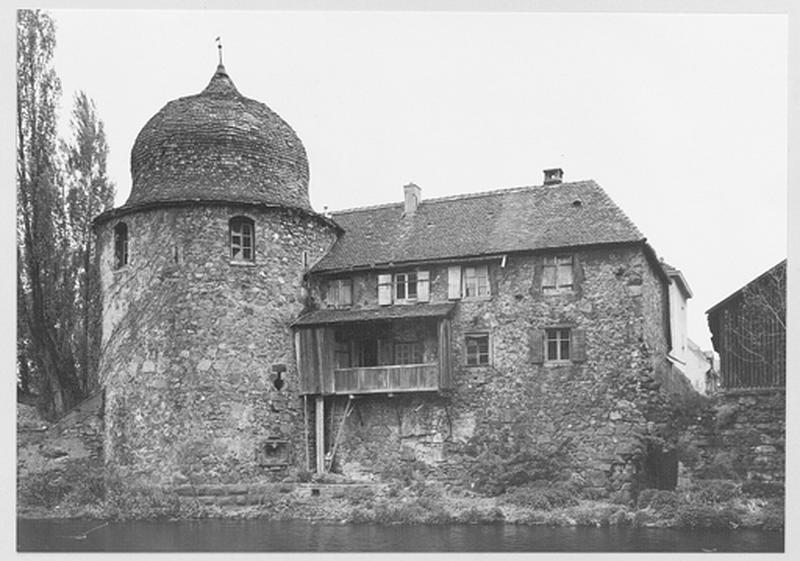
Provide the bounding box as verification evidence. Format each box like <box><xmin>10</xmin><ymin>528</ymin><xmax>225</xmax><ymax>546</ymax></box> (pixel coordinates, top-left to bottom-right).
<box><xmin>378</xmin><ymin>274</ymin><xmax>392</xmax><ymax>305</ymax></box>
<box><xmin>417</xmin><ymin>270</ymin><xmax>430</xmax><ymax>302</ymax></box>
<box><xmin>572</xmin><ymin>255</ymin><xmax>584</xmax><ymax>293</ymax></box>
<box><xmin>529</xmin><ymin>329</ymin><xmax>544</xmax><ymax>364</ymax></box>
<box><xmin>448</xmin><ymin>266</ymin><xmax>462</xmax><ymax>299</ymax></box>
<box><xmin>341</xmin><ymin>279</ymin><xmax>353</xmax><ymax>306</ymax></box>
<box><xmin>542</xmin><ymin>263</ymin><xmax>557</xmax><ymax>288</ymax></box>
<box><xmin>572</xmin><ymin>329</ymin><xmax>587</xmax><ymax>362</ymax></box>
<box><xmin>559</xmin><ymin>258</ymin><xmax>574</xmax><ymax>288</ymax></box>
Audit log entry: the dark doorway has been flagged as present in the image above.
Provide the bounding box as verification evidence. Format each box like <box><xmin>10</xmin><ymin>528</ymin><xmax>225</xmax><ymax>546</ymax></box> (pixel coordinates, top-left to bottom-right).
<box><xmin>642</xmin><ymin>442</ymin><xmax>678</xmax><ymax>490</ymax></box>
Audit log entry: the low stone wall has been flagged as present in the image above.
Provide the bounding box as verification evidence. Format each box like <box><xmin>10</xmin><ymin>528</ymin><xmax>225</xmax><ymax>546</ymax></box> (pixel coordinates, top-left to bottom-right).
<box><xmin>683</xmin><ymin>388</ymin><xmax>784</xmax><ymax>483</ymax></box>
<box><xmin>49</xmin><ymin>391</ymin><xmax>105</xmax><ymax>461</ymax></box>
<box><xmin>17</xmin><ymin>393</ymin><xmax>105</xmax><ymax>479</ymax></box>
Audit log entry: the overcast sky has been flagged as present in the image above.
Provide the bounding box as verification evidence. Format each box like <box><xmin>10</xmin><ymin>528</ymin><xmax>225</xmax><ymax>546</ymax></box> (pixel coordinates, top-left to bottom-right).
<box><xmin>47</xmin><ymin>9</ymin><xmax>788</xmax><ymax>351</ymax></box>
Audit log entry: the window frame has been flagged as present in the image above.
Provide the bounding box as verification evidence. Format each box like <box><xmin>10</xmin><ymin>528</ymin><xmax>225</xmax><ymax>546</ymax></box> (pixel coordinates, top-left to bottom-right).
<box><xmin>463</xmin><ymin>264</ymin><xmax>491</xmax><ymax>299</ymax></box>
<box><xmin>329</xmin><ymin>278</ymin><xmax>353</xmax><ymax>308</ymax></box>
<box><xmin>394</xmin><ymin>341</ymin><xmax>424</xmax><ymax>365</ymax></box>
<box><xmin>465</xmin><ymin>332</ymin><xmax>491</xmax><ymax>367</ymax></box>
<box><xmin>113</xmin><ymin>222</ymin><xmax>129</xmax><ymax>270</ymax></box>
<box><xmin>394</xmin><ymin>271</ymin><xmax>419</xmax><ymax>302</ymax></box>
<box><xmin>229</xmin><ymin>216</ymin><xmax>256</xmax><ymax>263</ymax></box>
<box><xmin>542</xmin><ymin>255</ymin><xmax>574</xmax><ymax>293</ymax></box>
<box><xmin>545</xmin><ymin>327</ymin><xmax>571</xmax><ymax>362</ymax></box>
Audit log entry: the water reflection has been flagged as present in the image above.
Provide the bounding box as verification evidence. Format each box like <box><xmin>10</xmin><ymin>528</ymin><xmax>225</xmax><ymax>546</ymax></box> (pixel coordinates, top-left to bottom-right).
<box><xmin>17</xmin><ymin>519</ymin><xmax>784</xmax><ymax>553</ymax></box>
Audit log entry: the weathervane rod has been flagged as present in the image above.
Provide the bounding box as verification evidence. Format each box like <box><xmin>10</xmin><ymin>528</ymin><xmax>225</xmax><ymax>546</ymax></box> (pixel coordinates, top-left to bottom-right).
<box><xmin>215</xmin><ymin>36</ymin><xmax>223</xmax><ymax>66</ymax></box>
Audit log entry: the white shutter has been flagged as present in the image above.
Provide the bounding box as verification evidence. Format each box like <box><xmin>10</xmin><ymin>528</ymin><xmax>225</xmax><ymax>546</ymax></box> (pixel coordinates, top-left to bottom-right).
<box><xmin>417</xmin><ymin>270</ymin><xmax>430</xmax><ymax>302</ymax></box>
<box><xmin>448</xmin><ymin>266</ymin><xmax>462</xmax><ymax>299</ymax></box>
<box><xmin>378</xmin><ymin>274</ymin><xmax>392</xmax><ymax>305</ymax></box>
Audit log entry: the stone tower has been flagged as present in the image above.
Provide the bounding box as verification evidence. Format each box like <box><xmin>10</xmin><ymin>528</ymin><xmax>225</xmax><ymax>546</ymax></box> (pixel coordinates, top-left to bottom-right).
<box><xmin>94</xmin><ymin>62</ymin><xmax>338</xmax><ymax>486</ymax></box>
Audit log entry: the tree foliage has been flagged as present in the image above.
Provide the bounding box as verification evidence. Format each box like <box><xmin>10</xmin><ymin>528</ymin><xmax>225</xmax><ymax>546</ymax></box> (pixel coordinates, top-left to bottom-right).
<box><xmin>63</xmin><ymin>91</ymin><xmax>116</xmax><ymax>393</ymax></box>
<box><xmin>17</xmin><ymin>9</ymin><xmax>115</xmax><ymax>419</ymax></box>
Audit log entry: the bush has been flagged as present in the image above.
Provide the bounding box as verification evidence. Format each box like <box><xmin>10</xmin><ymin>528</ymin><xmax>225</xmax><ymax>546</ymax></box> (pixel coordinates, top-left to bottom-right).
<box><xmin>467</xmin><ymin>436</ymin><xmax>574</xmax><ymax>496</ymax></box>
<box><xmin>296</xmin><ymin>469</ymin><xmax>313</xmax><ymax>483</ymax></box>
<box><xmin>105</xmin><ymin>484</ymin><xmax>183</xmax><ymax>520</ymax></box>
<box><xmin>346</xmin><ymin>486</ymin><xmax>375</xmax><ymax>506</ymax></box>
<box><xmin>18</xmin><ymin>472</ymin><xmax>73</xmax><ymax>509</ymax></box>
<box><xmin>649</xmin><ymin>490</ymin><xmax>678</xmax><ymax>516</ymax></box>
<box><xmin>675</xmin><ymin>503</ymin><xmax>740</xmax><ymax>529</ymax></box>
<box><xmin>741</xmin><ymin>480</ymin><xmax>784</xmax><ymax>498</ymax></box>
<box><xmin>715</xmin><ymin>404</ymin><xmax>738</xmax><ymax>430</ymax></box>
<box><xmin>689</xmin><ymin>479</ymin><xmax>740</xmax><ymax>504</ymax></box>
<box><xmin>636</xmin><ymin>488</ymin><xmax>657</xmax><ymax>509</ymax></box>
<box><xmin>504</xmin><ymin>483</ymin><xmax>579</xmax><ymax>510</ymax></box>
<box><xmin>760</xmin><ymin>501</ymin><xmax>784</xmax><ymax>531</ymax></box>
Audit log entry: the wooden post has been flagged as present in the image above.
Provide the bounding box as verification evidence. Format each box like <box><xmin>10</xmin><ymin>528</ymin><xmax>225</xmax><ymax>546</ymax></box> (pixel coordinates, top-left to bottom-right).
<box><xmin>303</xmin><ymin>394</ymin><xmax>309</xmax><ymax>472</ymax></box>
<box><xmin>315</xmin><ymin>396</ymin><xmax>325</xmax><ymax>474</ymax></box>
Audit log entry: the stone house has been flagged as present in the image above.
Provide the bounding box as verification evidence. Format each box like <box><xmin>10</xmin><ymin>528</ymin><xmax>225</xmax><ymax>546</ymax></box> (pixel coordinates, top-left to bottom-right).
<box><xmin>92</xmin><ymin>61</ymin><xmax>695</xmax><ymax>499</ymax></box>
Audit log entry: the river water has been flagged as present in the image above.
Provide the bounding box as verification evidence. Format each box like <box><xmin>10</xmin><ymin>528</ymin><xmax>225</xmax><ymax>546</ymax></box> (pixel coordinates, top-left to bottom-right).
<box><xmin>17</xmin><ymin>519</ymin><xmax>783</xmax><ymax>552</ymax></box>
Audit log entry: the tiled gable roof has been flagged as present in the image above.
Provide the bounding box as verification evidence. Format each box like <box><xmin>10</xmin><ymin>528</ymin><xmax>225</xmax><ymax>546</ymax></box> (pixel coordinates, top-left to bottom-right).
<box><xmin>313</xmin><ymin>180</ymin><xmax>644</xmax><ymax>272</ymax></box>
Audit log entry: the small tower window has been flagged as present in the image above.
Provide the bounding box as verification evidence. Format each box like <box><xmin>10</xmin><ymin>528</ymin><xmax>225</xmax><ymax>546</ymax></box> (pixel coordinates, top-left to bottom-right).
<box><xmin>230</xmin><ymin>216</ymin><xmax>255</xmax><ymax>262</ymax></box>
<box><xmin>114</xmin><ymin>222</ymin><xmax>128</xmax><ymax>269</ymax></box>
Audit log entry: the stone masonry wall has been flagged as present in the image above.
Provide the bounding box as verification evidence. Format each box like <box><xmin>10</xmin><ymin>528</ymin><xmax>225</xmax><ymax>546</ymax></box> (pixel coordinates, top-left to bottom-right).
<box><xmin>311</xmin><ymin>244</ymin><xmax>681</xmax><ymax>499</ymax></box>
<box><xmin>684</xmin><ymin>389</ymin><xmax>785</xmax><ymax>483</ymax></box>
<box><xmin>96</xmin><ymin>204</ymin><xmax>337</xmax><ymax>487</ymax></box>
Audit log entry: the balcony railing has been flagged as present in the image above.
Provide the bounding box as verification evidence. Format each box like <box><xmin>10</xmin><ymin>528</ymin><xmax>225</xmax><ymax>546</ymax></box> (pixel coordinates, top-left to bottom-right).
<box><xmin>333</xmin><ymin>363</ymin><xmax>439</xmax><ymax>395</ymax></box>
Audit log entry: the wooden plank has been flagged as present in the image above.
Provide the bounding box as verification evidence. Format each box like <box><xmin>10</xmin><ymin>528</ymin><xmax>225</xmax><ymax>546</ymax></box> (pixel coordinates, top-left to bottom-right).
<box><xmin>315</xmin><ymin>396</ymin><xmax>325</xmax><ymax>474</ymax></box>
<box><xmin>296</xmin><ymin>329</ymin><xmax>319</xmax><ymax>395</ymax></box>
<box><xmin>438</xmin><ymin>319</ymin><xmax>452</xmax><ymax>389</ymax></box>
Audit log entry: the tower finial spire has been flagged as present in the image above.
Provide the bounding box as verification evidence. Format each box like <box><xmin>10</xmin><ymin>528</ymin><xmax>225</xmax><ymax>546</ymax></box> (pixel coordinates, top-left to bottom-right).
<box><xmin>215</xmin><ymin>36</ymin><xmax>223</xmax><ymax>66</ymax></box>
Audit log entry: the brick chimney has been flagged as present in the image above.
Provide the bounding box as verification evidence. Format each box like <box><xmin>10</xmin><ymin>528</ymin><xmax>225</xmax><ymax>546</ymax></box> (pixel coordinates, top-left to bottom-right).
<box><xmin>403</xmin><ymin>183</ymin><xmax>421</xmax><ymax>215</ymax></box>
<box><xmin>543</xmin><ymin>168</ymin><xmax>564</xmax><ymax>185</ymax></box>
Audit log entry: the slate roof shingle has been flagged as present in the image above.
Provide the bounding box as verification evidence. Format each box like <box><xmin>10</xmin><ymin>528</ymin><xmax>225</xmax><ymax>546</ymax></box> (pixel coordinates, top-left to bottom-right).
<box><xmin>313</xmin><ymin>180</ymin><xmax>645</xmax><ymax>272</ymax></box>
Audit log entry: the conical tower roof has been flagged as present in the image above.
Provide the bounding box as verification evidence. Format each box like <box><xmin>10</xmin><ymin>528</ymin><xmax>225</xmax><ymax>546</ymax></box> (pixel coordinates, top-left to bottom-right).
<box><xmin>128</xmin><ymin>64</ymin><xmax>310</xmax><ymax>210</ymax></box>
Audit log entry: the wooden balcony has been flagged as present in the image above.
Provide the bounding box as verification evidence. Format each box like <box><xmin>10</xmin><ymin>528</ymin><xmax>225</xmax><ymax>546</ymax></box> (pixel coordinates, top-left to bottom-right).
<box><xmin>333</xmin><ymin>363</ymin><xmax>439</xmax><ymax>395</ymax></box>
<box><xmin>294</xmin><ymin>313</ymin><xmax>453</xmax><ymax>396</ymax></box>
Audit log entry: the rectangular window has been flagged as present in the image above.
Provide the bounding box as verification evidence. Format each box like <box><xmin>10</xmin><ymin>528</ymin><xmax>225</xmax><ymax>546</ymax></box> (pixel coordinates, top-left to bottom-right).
<box><xmin>542</xmin><ymin>255</ymin><xmax>573</xmax><ymax>291</ymax></box>
<box><xmin>545</xmin><ymin>328</ymin><xmax>571</xmax><ymax>361</ymax></box>
<box><xmin>230</xmin><ymin>218</ymin><xmax>255</xmax><ymax>262</ymax></box>
<box><xmin>465</xmin><ymin>334</ymin><xmax>490</xmax><ymax>366</ymax></box>
<box><xmin>329</xmin><ymin>279</ymin><xmax>352</xmax><ymax>307</ymax></box>
<box><xmin>114</xmin><ymin>223</ymin><xmax>128</xmax><ymax>269</ymax></box>
<box><xmin>394</xmin><ymin>342</ymin><xmax>424</xmax><ymax>365</ymax></box>
<box><xmin>464</xmin><ymin>265</ymin><xmax>490</xmax><ymax>298</ymax></box>
<box><xmin>395</xmin><ymin>272</ymin><xmax>418</xmax><ymax>301</ymax></box>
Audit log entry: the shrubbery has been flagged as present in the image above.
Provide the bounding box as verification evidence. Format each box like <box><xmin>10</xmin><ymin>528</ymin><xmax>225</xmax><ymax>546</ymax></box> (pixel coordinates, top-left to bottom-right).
<box><xmin>741</xmin><ymin>480</ymin><xmax>783</xmax><ymax>498</ymax></box>
<box><xmin>504</xmin><ymin>483</ymin><xmax>579</xmax><ymax>511</ymax></box>
<box><xmin>466</xmin><ymin>424</ymin><xmax>574</xmax><ymax>496</ymax></box>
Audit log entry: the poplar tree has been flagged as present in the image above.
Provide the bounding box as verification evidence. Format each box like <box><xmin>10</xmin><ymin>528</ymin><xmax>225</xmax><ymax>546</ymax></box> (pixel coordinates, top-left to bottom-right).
<box><xmin>17</xmin><ymin>9</ymin><xmax>82</xmax><ymax>418</ymax></box>
<box><xmin>63</xmin><ymin>91</ymin><xmax>116</xmax><ymax>394</ymax></box>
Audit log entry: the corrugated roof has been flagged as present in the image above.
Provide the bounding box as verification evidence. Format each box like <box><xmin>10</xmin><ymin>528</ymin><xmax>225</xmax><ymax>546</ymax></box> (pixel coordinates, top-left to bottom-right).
<box><xmin>313</xmin><ymin>180</ymin><xmax>644</xmax><ymax>272</ymax></box>
<box><xmin>293</xmin><ymin>303</ymin><xmax>455</xmax><ymax>326</ymax></box>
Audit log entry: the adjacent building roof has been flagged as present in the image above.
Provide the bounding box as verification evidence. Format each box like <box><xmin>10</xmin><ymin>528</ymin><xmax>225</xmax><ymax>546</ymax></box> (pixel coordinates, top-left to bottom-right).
<box><xmin>293</xmin><ymin>303</ymin><xmax>455</xmax><ymax>326</ymax></box>
<box><xmin>313</xmin><ymin>180</ymin><xmax>645</xmax><ymax>272</ymax></box>
<box><xmin>127</xmin><ymin>64</ymin><xmax>311</xmax><ymax>211</ymax></box>
<box><xmin>707</xmin><ymin>259</ymin><xmax>787</xmax><ymax>315</ymax></box>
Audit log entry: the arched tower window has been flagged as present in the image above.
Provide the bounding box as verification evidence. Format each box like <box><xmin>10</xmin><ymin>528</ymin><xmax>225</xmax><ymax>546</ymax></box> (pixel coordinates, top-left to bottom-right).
<box><xmin>114</xmin><ymin>222</ymin><xmax>128</xmax><ymax>269</ymax></box>
<box><xmin>230</xmin><ymin>216</ymin><xmax>255</xmax><ymax>262</ymax></box>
